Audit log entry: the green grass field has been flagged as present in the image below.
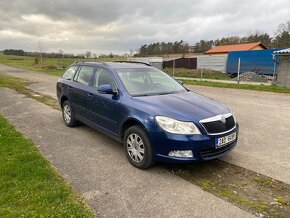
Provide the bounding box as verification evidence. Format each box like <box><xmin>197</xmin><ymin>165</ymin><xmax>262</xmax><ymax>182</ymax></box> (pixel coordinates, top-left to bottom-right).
<box><xmin>163</xmin><ymin>67</ymin><xmax>232</xmax><ymax>80</ymax></box>
<box><xmin>184</xmin><ymin>79</ymin><xmax>290</xmax><ymax>94</ymax></box>
<box><xmin>0</xmin><ymin>54</ymin><xmax>126</xmax><ymax>76</ymax></box>
<box><xmin>0</xmin><ymin>114</ymin><xmax>95</xmax><ymax>217</ymax></box>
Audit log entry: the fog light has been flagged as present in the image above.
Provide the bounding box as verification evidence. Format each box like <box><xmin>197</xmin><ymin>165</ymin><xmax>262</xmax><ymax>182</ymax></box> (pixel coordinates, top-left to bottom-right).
<box><xmin>168</xmin><ymin>150</ymin><xmax>193</xmax><ymax>158</ymax></box>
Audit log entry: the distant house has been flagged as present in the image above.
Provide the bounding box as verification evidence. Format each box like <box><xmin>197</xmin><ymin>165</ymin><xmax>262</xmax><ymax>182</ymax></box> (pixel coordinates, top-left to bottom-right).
<box><xmin>187</xmin><ymin>45</ymin><xmax>196</xmax><ymax>53</ymax></box>
<box><xmin>205</xmin><ymin>42</ymin><xmax>268</xmax><ymax>56</ymax></box>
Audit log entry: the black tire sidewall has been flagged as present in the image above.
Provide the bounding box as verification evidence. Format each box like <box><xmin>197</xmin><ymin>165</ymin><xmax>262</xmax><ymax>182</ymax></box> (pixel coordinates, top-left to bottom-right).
<box><xmin>124</xmin><ymin>125</ymin><xmax>154</xmax><ymax>169</ymax></box>
<box><xmin>62</xmin><ymin>100</ymin><xmax>77</xmax><ymax>127</ymax></box>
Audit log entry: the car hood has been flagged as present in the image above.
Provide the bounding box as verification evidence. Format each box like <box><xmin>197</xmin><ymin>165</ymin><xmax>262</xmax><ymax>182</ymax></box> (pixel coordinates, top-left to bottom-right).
<box><xmin>131</xmin><ymin>91</ymin><xmax>230</xmax><ymax>122</ymax></box>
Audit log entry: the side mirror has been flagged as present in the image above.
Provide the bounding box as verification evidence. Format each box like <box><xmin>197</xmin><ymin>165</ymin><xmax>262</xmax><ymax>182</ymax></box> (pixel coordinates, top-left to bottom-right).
<box><xmin>98</xmin><ymin>84</ymin><xmax>118</xmax><ymax>95</ymax></box>
<box><xmin>176</xmin><ymin>79</ymin><xmax>183</xmax><ymax>85</ymax></box>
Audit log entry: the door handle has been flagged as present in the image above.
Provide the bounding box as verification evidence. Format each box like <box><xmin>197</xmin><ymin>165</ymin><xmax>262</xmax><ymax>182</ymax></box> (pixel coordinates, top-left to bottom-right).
<box><xmin>68</xmin><ymin>86</ymin><xmax>72</xmax><ymax>91</ymax></box>
<box><xmin>88</xmin><ymin>93</ymin><xmax>94</xmax><ymax>98</ymax></box>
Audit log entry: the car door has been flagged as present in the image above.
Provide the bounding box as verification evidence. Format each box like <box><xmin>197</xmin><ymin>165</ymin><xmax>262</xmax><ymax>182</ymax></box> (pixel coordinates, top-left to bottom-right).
<box><xmin>87</xmin><ymin>67</ymin><xmax>122</xmax><ymax>136</ymax></box>
<box><xmin>69</xmin><ymin>65</ymin><xmax>95</xmax><ymax>120</ymax></box>
<box><xmin>57</xmin><ymin>65</ymin><xmax>79</xmax><ymax>101</ymax></box>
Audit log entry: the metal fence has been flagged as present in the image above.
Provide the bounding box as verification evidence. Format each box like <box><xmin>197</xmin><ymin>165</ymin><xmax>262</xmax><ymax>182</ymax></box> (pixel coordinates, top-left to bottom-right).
<box><xmin>196</xmin><ymin>55</ymin><xmax>228</xmax><ymax>73</ymax></box>
<box><xmin>162</xmin><ymin>58</ymin><xmax>197</xmax><ymax>69</ymax></box>
<box><xmin>226</xmin><ymin>49</ymin><xmax>280</xmax><ymax>76</ymax></box>
<box><xmin>128</xmin><ymin>57</ymin><xmax>163</xmax><ymax>70</ymax></box>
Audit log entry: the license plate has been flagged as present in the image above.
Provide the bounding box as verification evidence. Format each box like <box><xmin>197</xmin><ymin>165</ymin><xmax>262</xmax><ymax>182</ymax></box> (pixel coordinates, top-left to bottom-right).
<box><xmin>215</xmin><ymin>132</ymin><xmax>236</xmax><ymax>148</ymax></box>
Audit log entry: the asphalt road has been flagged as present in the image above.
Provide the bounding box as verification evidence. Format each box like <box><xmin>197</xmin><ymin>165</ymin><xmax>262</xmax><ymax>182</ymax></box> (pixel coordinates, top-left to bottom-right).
<box><xmin>187</xmin><ymin>85</ymin><xmax>290</xmax><ymax>185</ymax></box>
<box><xmin>0</xmin><ymin>88</ymin><xmax>252</xmax><ymax>217</ymax></box>
<box><xmin>0</xmin><ymin>64</ymin><xmax>58</xmax><ymax>98</ymax></box>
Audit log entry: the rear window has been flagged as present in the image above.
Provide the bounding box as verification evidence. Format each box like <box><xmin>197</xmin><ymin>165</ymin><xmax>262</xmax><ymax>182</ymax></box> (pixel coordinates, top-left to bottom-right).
<box><xmin>62</xmin><ymin>66</ymin><xmax>79</xmax><ymax>80</ymax></box>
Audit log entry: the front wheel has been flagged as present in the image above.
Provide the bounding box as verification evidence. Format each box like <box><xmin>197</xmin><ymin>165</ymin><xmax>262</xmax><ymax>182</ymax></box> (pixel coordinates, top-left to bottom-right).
<box><xmin>124</xmin><ymin>126</ymin><xmax>154</xmax><ymax>169</ymax></box>
<box><xmin>62</xmin><ymin>100</ymin><xmax>78</xmax><ymax>127</ymax></box>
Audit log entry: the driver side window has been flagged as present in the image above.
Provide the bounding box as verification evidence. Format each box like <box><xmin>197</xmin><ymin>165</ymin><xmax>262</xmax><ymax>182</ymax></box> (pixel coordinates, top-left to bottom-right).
<box><xmin>94</xmin><ymin>68</ymin><xmax>116</xmax><ymax>89</ymax></box>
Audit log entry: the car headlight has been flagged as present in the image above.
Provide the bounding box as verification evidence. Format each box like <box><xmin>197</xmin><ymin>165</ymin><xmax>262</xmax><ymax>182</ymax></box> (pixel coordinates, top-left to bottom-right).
<box><xmin>155</xmin><ymin>116</ymin><xmax>201</xmax><ymax>135</ymax></box>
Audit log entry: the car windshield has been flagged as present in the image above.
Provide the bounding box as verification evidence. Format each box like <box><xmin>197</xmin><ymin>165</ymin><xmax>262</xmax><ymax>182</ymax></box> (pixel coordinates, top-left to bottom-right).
<box><xmin>115</xmin><ymin>68</ymin><xmax>187</xmax><ymax>96</ymax></box>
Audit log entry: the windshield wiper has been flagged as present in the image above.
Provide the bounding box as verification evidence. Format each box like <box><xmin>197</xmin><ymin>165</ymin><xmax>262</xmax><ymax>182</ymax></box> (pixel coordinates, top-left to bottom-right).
<box><xmin>132</xmin><ymin>94</ymin><xmax>154</xmax><ymax>97</ymax></box>
<box><xmin>157</xmin><ymin>92</ymin><xmax>176</xmax><ymax>95</ymax></box>
<box><xmin>132</xmin><ymin>91</ymin><xmax>178</xmax><ymax>97</ymax></box>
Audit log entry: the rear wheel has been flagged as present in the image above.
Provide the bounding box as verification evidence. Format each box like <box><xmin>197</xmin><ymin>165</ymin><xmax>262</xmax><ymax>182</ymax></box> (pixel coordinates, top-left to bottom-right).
<box><xmin>124</xmin><ymin>125</ymin><xmax>154</xmax><ymax>169</ymax></box>
<box><xmin>62</xmin><ymin>100</ymin><xmax>78</xmax><ymax>127</ymax></box>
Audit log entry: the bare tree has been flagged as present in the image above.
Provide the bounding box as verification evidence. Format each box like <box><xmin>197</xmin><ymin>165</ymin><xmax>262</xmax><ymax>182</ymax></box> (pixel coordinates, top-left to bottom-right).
<box><xmin>129</xmin><ymin>49</ymin><xmax>134</xmax><ymax>57</ymax></box>
<box><xmin>59</xmin><ymin>49</ymin><xmax>64</xmax><ymax>57</ymax></box>
<box><xmin>38</xmin><ymin>42</ymin><xmax>43</xmax><ymax>66</ymax></box>
<box><xmin>85</xmin><ymin>51</ymin><xmax>92</xmax><ymax>58</ymax></box>
<box><xmin>276</xmin><ymin>21</ymin><xmax>290</xmax><ymax>35</ymax></box>
<box><xmin>273</xmin><ymin>20</ymin><xmax>290</xmax><ymax>48</ymax></box>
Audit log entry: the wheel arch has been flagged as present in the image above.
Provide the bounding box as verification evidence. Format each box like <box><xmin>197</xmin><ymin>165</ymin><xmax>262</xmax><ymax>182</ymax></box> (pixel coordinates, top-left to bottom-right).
<box><xmin>120</xmin><ymin>118</ymin><xmax>148</xmax><ymax>140</ymax></box>
<box><xmin>60</xmin><ymin>95</ymin><xmax>69</xmax><ymax>108</ymax></box>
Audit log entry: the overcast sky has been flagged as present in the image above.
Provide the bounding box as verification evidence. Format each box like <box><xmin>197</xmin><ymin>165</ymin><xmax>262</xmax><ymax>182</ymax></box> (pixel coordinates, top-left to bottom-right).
<box><xmin>0</xmin><ymin>0</ymin><xmax>289</xmax><ymax>55</ymax></box>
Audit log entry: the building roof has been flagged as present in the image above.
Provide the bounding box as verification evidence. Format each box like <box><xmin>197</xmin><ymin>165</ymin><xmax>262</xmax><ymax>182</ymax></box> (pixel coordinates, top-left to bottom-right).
<box><xmin>205</xmin><ymin>42</ymin><xmax>267</xmax><ymax>54</ymax></box>
<box><xmin>274</xmin><ymin>48</ymin><xmax>290</xmax><ymax>54</ymax></box>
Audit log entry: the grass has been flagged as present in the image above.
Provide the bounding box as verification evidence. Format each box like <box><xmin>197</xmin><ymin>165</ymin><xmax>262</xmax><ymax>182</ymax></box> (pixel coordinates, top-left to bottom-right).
<box><xmin>163</xmin><ymin>67</ymin><xmax>232</xmax><ymax>80</ymax></box>
<box><xmin>0</xmin><ymin>73</ymin><xmax>60</xmax><ymax>110</ymax></box>
<box><xmin>0</xmin><ymin>114</ymin><xmax>95</xmax><ymax>217</ymax></box>
<box><xmin>276</xmin><ymin>197</ymin><xmax>288</xmax><ymax>206</ymax></box>
<box><xmin>0</xmin><ymin>54</ymin><xmax>126</xmax><ymax>76</ymax></box>
<box><xmin>168</xmin><ymin>160</ymin><xmax>290</xmax><ymax>217</ymax></box>
<box><xmin>183</xmin><ymin>79</ymin><xmax>290</xmax><ymax>94</ymax></box>
<box><xmin>201</xmin><ymin>179</ymin><xmax>269</xmax><ymax>214</ymax></box>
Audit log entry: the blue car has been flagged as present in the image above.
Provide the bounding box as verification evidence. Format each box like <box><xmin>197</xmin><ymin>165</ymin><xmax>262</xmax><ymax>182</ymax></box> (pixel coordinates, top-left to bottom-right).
<box><xmin>57</xmin><ymin>61</ymin><xmax>238</xmax><ymax>169</ymax></box>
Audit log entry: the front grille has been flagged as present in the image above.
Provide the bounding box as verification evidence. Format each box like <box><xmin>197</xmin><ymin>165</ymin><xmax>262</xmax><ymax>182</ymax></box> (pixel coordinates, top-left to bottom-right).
<box><xmin>200</xmin><ymin>143</ymin><xmax>235</xmax><ymax>159</ymax></box>
<box><xmin>201</xmin><ymin>116</ymin><xmax>235</xmax><ymax>134</ymax></box>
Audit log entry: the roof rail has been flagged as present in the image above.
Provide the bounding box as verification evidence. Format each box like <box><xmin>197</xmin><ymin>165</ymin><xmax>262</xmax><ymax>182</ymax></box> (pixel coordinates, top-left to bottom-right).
<box><xmin>113</xmin><ymin>61</ymin><xmax>151</xmax><ymax>66</ymax></box>
<box><xmin>73</xmin><ymin>60</ymin><xmax>108</xmax><ymax>65</ymax></box>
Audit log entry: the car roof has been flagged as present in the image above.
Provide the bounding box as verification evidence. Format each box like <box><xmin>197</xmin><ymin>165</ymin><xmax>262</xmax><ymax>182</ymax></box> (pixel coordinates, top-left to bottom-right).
<box><xmin>73</xmin><ymin>61</ymin><xmax>153</xmax><ymax>70</ymax></box>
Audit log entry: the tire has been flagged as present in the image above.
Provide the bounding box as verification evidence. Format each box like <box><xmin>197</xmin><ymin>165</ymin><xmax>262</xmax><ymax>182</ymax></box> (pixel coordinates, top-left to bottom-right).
<box><xmin>62</xmin><ymin>100</ymin><xmax>78</xmax><ymax>127</ymax></box>
<box><xmin>124</xmin><ymin>125</ymin><xmax>154</xmax><ymax>169</ymax></box>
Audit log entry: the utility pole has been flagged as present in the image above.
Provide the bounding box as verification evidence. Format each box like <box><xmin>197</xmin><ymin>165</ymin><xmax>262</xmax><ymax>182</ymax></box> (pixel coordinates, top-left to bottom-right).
<box><xmin>237</xmin><ymin>58</ymin><xmax>241</xmax><ymax>85</ymax></box>
<box><xmin>173</xmin><ymin>59</ymin><xmax>175</xmax><ymax>77</ymax></box>
<box><xmin>200</xmin><ymin>56</ymin><xmax>203</xmax><ymax>82</ymax></box>
<box><xmin>272</xmin><ymin>54</ymin><xmax>277</xmax><ymax>84</ymax></box>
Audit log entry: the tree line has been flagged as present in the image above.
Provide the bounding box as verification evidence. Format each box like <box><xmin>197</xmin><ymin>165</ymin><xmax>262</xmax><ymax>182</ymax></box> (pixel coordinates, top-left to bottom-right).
<box><xmin>3</xmin><ymin>49</ymin><xmax>25</xmax><ymax>56</ymax></box>
<box><xmin>2</xmin><ymin>49</ymin><xmax>83</xmax><ymax>58</ymax></box>
<box><xmin>138</xmin><ymin>20</ymin><xmax>290</xmax><ymax>55</ymax></box>
<box><xmin>139</xmin><ymin>40</ymin><xmax>189</xmax><ymax>56</ymax></box>
<box><xmin>2</xmin><ymin>49</ymin><xmax>125</xmax><ymax>59</ymax></box>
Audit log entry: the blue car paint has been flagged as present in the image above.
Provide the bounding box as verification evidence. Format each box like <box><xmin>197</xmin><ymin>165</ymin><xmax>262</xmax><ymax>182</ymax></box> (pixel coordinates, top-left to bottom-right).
<box><xmin>57</xmin><ymin>62</ymin><xmax>238</xmax><ymax>163</ymax></box>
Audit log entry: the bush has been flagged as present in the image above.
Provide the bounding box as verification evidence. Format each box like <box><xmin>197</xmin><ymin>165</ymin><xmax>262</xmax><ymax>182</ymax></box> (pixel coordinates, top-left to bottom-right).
<box><xmin>34</xmin><ymin>57</ymin><xmax>39</xmax><ymax>65</ymax></box>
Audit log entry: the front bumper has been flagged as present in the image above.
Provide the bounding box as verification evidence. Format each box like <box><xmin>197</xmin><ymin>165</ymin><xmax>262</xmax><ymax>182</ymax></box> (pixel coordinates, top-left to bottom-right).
<box><xmin>150</xmin><ymin>124</ymin><xmax>239</xmax><ymax>163</ymax></box>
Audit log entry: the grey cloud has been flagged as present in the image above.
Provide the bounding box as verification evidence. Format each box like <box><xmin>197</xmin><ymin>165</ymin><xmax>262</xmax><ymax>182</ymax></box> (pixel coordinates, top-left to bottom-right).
<box><xmin>0</xmin><ymin>0</ymin><xmax>290</xmax><ymax>54</ymax></box>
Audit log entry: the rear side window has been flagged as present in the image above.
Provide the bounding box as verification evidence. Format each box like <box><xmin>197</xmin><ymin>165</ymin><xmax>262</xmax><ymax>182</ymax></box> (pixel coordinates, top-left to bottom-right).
<box><xmin>75</xmin><ymin>66</ymin><xmax>95</xmax><ymax>85</ymax></box>
<box><xmin>62</xmin><ymin>66</ymin><xmax>79</xmax><ymax>80</ymax></box>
